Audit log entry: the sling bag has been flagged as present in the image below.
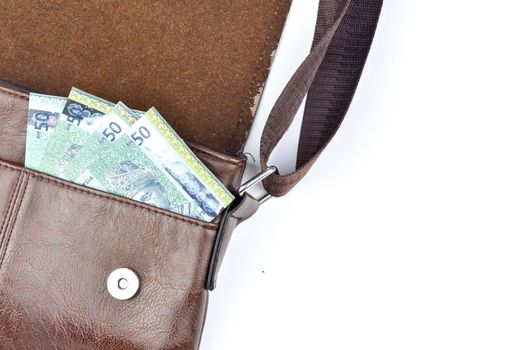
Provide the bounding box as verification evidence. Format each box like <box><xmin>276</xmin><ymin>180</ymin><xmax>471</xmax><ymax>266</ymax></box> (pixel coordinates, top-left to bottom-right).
<box><xmin>0</xmin><ymin>0</ymin><xmax>383</xmax><ymax>348</ymax></box>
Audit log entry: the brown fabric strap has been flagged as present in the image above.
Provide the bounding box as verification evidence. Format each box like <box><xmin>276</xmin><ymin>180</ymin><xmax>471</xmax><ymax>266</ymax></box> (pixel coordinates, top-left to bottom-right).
<box><xmin>260</xmin><ymin>0</ymin><xmax>383</xmax><ymax>196</ymax></box>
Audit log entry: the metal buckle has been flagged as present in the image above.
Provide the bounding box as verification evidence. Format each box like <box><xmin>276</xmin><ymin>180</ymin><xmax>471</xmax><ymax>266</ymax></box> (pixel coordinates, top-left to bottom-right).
<box><xmin>238</xmin><ymin>166</ymin><xmax>277</xmax><ymax>204</ymax></box>
<box><xmin>206</xmin><ymin>166</ymin><xmax>278</xmax><ymax>291</ymax></box>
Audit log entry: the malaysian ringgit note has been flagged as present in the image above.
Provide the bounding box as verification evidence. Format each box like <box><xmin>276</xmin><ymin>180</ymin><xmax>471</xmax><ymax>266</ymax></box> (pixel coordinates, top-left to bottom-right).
<box><xmin>38</xmin><ymin>88</ymin><xmax>113</xmax><ymax>178</ymax></box>
<box><xmin>61</xmin><ymin>102</ymin><xmax>142</xmax><ymax>181</ymax></box>
<box><xmin>25</xmin><ymin>93</ymin><xmax>67</xmax><ymax>170</ymax></box>
<box><xmin>128</xmin><ymin>107</ymin><xmax>234</xmax><ymax>220</ymax></box>
<box><xmin>74</xmin><ymin>104</ymin><xmax>209</xmax><ymax>220</ymax></box>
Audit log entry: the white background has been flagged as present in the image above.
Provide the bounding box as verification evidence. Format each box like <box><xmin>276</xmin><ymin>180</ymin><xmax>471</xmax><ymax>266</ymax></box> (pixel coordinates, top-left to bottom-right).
<box><xmin>202</xmin><ymin>1</ymin><xmax>528</xmax><ymax>349</ymax></box>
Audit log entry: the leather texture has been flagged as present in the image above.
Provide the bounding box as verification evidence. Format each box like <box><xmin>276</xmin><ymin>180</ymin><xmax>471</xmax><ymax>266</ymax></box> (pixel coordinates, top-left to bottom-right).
<box><xmin>0</xmin><ymin>0</ymin><xmax>384</xmax><ymax>346</ymax></box>
<box><xmin>0</xmin><ymin>161</ymin><xmax>213</xmax><ymax>349</ymax></box>
<box><xmin>0</xmin><ymin>82</ymin><xmax>250</xmax><ymax>349</ymax></box>
<box><xmin>0</xmin><ymin>0</ymin><xmax>292</xmax><ymax>155</ymax></box>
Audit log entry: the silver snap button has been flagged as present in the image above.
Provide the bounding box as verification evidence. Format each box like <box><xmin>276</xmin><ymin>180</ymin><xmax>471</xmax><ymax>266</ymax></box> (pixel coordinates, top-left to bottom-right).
<box><xmin>107</xmin><ymin>268</ymin><xmax>140</xmax><ymax>300</ymax></box>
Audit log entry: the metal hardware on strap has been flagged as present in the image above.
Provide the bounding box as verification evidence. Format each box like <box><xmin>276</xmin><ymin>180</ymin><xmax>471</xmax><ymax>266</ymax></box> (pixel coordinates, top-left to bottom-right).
<box><xmin>207</xmin><ymin>190</ymin><xmax>263</xmax><ymax>291</ymax></box>
<box><xmin>238</xmin><ymin>166</ymin><xmax>277</xmax><ymax>204</ymax></box>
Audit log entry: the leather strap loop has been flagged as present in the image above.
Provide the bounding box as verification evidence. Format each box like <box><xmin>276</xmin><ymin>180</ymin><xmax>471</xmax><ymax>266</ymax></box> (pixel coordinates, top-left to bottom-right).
<box><xmin>260</xmin><ymin>0</ymin><xmax>383</xmax><ymax>197</ymax></box>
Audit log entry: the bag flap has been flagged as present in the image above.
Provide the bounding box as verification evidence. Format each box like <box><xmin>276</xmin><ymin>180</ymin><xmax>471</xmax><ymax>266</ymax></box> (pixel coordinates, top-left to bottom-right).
<box><xmin>0</xmin><ymin>0</ymin><xmax>291</xmax><ymax>155</ymax></box>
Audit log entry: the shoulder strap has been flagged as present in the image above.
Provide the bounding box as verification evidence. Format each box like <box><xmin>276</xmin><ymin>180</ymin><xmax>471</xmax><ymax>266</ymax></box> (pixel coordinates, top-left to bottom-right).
<box><xmin>260</xmin><ymin>0</ymin><xmax>383</xmax><ymax>196</ymax></box>
<box><xmin>207</xmin><ymin>0</ymin><xmax>383</xmax><ymax>290</ymax></box>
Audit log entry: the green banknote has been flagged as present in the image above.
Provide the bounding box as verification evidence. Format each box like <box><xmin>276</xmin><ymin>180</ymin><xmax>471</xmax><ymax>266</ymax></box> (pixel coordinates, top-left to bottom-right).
<box><xmin>25</xmin><ymin>93</ymin><xmax>67</xmax><ymax>170</ymax></box>
<box><xmin>25</xmin><ymin>88</ymin><xmax>232</xmax><ymax>221</ymax></box>
<box><xmin>38</xmin><ymin>88</ymin><xmax>113</xmax><ymax>178</ymax></box>
<box><xmin>74</xmin><ymin>116</ymin><xmax>200</xmax><ymax>218</ymax></box>
<box><xmin>128</xmin><ymin>108</ymin><xmax>234</xmax><ymax>219</ymax></box>
<box><xmin>61</xmin><ymin>102</ymin><xmax>140</xmax><ymax>180</ymax></box>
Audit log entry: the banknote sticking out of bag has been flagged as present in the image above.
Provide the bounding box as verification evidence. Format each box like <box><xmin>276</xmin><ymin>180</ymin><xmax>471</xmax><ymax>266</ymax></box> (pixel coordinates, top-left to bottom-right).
<box><xmin>25</xmin><ymin>88</ymin><xmax>234</xmax><ymax>222</ymax></box>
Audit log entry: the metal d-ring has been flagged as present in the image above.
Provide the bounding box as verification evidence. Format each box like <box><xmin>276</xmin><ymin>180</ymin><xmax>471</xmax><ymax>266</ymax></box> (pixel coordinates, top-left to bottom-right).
<box><xmin>238</xmin><ymin>166</ymin><xmax>277</xmax><ymax>204</ymax></box>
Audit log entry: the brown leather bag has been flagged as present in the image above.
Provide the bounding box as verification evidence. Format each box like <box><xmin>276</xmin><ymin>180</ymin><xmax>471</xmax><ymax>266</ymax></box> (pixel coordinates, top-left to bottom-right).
<box><xmin>0</xmin><ymin>0</ymin><xmax>382</xmax><ymax>349</ymax></box>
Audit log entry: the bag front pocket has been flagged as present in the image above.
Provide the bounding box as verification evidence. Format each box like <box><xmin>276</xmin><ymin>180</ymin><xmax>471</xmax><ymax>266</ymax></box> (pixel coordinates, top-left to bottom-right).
<box><xmin>0</xmin><ymin>165</ymin><xmax>24</xmax><ymax>250</ymax></box>
<box><xmin>0</xmin><ymin>160</ymin><xmax>218</xmax><ymax>350</ymax></box>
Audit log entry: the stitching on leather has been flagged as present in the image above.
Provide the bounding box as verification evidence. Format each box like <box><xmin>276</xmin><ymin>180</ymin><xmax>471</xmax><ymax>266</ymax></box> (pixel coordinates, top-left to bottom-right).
<box><xmin>0</xmin><ymin>174</ymin><xmax>29</xmax><ymax>269</ymax></box>
<box><xmin>0</xmin><ymin>162</ymin><xmax>218</xmax><ymax>230</ymax></box>
<box><xmin>0</xmin><ymin>171</ymin><xmax>22</xmax><ymax>234</ymax></box>
<box><xmin>0</xmin><ymin>173</ymin><xmax>27</xmax><ymax>270</ymax></box>
<box><xmin>0</xmin><ymin>171</ymin><xmax>23</xmax><ymax>247</ymax></box>
<box><xmin>33</xmin><ymin>175</ymin><xmax>217</xmax><ymax>229</ymax></box>
<box><xmin>0</xmin><ymin>88</ymin><xmax>29</xmax><ymax>101</ymax></box>
<box><xmin>192</xmin><ymin>146</ymin><xmax>245</xmax><ymax>167</ymax></box>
